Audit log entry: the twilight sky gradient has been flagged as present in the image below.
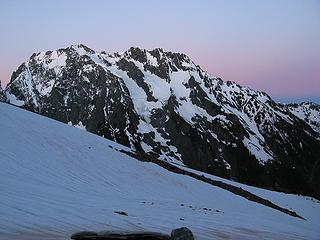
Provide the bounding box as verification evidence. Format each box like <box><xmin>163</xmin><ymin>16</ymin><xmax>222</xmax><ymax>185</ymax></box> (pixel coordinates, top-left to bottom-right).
<box><xmin>0</xmin><ymin>0</ymin><xmax>319</xmax><ymax>103</ymax></box>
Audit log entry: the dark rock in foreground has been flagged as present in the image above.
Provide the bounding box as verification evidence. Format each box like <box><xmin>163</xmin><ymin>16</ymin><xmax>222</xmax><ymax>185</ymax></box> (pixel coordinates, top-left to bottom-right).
<box><xmin>71</xmin><ymin>230</ymin><xmax>170</xmax><ymax>240</ymax></box>
<box><xmin>114</xmin><ymin>211</ymin><xmax>128</xmax><ymax>216</ymax></box>
<box><xmin>71</xmin><ymin>231</ymin><xmax>99</xmax><ymax>239</ymax></box>
<box><xmin>171</xmin><ymin>227</ymin><xmax>194</xmax><ymax>240</ymax></box>
<box><xmin>71</xmin><ymin>227</ymin><xmax>194</xmax><ymax>240</ymax></box>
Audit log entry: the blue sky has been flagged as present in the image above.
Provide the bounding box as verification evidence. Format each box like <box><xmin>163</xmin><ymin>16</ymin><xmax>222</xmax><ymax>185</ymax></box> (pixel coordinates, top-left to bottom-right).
<box><xmin>0</xmin><ymin>0</ymin><xmax>319</xmax><ymax>103</ymax></box>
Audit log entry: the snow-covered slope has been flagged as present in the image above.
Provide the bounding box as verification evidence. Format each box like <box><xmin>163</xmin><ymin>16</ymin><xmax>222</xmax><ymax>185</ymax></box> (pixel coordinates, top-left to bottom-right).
<box><xmin>0</xmin><ymin>102</ymin><xmax>319</xmax><ymax>240</ymax></box>
<box><xmin>4</xmin><ymin>44</ymin><xmax>320</xmax><ymax>198</ymax></box>
<box><xmin>288</xmin><ymin>102</ymin><xmax>320</xmax><ymax>134</ymax></box>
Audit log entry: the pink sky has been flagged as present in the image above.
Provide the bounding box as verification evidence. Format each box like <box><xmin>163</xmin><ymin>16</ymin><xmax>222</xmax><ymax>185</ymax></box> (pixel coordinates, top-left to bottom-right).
<box><xmin>0</xmin><ymin>0</ymin><xmax>319</xmax><ymax>103</ymax></box>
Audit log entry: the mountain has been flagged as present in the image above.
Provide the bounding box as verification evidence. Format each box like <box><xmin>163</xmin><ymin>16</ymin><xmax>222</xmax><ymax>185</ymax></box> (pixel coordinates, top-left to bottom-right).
<box><xmin>288</xmin><ymin>102</ymin><xmax>320</xmax><ymax>134</ymax></box>
<box><xmin>4</xmin><ymin>44</ymin><xmax>320</xmax><ymax>198</ymax></box>
<box><xmin>0</xmin><ymin>102</ymin><xmax>319</xmax><ymax>240</ymax></box>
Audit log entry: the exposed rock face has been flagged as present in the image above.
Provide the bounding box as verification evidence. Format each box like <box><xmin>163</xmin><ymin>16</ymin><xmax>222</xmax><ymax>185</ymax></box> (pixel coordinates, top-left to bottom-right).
<box><xmin>4</xmin><ymin>44</ymin><xmax>320</xmax><ymax>198</ymax></box>
<box><xmin>0</xmin><ymin>81</ymin><xmax>7</xmax><ymax>102</ymax></box>
<box><xmin>288</xmin><ymin>102</ymin><xmax>320</xmax><ymax>134</ymax></box>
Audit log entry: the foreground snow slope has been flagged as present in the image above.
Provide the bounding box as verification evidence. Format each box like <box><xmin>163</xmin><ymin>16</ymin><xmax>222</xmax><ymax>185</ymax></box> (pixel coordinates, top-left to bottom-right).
<box><xmin>0</xmin><ymin>102</ymin><xmax>319</xmax><ymax>240</ymax></box>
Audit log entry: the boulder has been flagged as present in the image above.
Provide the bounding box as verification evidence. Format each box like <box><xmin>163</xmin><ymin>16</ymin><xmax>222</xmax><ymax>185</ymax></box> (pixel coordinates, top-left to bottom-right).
<box><xmin>70</xmin><ymin>230</ymin><xmax>170</xmax><ymax>240</ymax></box>
<box><xmin>171</xmin><ymin>227</ymin><xmax>194</xmax><ymax>240</ymax></box>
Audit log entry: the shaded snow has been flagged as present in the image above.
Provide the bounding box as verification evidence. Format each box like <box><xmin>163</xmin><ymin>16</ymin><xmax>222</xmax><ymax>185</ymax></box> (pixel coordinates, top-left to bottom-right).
<box><xmin>5</xmin><ymin>92</ymin><xmax>24</xmax><ymax>106</ymax></box>
<box><xmin>74</xmin><ymin>121</ymin><xmax>86</xmax><ymax>130</ymax></box>
<box><xmin>288</xmin><ymin>103</ymin><xmax>320</xmax><ymax>134</ymax></box>
<box><xmin>47</xmin><ymin>51</ymin><xmax>67</xmax><ymax>69</ymax></box>
<box><xmin>146</xmin><ymin>52</ymin><xmax>159</xmax><ymax>66</ymax></box>
<box><xmin>176</xmin><ymin>164</ymin><xmax>320</xmax><ymax>230</ymax></box>
<box><xmin>0</xmin><ymin>102</ymin><xmax>319</xmax><ymax>240</ymax></box>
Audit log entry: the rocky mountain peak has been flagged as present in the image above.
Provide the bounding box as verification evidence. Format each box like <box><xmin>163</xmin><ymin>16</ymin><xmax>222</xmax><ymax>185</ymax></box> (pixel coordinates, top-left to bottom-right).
<box><xmin>3</xmin><ymin>44</ymin><xmax>320</xmax><ymax>198</ymax></box>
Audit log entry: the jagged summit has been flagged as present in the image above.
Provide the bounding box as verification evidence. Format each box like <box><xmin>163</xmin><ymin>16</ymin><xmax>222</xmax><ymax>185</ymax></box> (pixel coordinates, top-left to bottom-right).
<box><xmin>3</xmin><ymin>44</ymin><xmax>320</xmax><ymax>198</ymax></box>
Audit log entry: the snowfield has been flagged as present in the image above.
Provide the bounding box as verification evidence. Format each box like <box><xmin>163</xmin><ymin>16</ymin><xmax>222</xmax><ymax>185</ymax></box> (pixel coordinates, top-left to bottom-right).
<box><xmin>0</xmin><ymin>102</ymin><xmax>319</xmax><ymax>240</ymax></box>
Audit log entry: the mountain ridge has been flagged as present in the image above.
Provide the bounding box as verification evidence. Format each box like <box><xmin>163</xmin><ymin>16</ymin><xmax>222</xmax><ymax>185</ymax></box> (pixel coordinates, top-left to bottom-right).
<box><xmin>2</xmin><ymin>44</ymin><xmax>320</xmax><ymax>198</ymax></box>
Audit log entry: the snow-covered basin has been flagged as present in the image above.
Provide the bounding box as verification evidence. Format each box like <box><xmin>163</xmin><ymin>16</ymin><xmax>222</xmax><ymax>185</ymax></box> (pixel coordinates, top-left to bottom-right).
<box><xmin>0</xmin><ymin>102</ymin><xmax>319</xmax><ymax>240</ymax></box>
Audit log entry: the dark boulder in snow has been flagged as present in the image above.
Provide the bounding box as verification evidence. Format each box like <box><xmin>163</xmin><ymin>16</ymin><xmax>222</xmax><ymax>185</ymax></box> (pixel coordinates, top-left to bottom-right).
<box><xmin>171</xmin><ymin>227</ymin><xmax>194</xmax><ymax>240</ymax></box>
<box><xmin>71</xmin><ymin>230</ymin><xmax>170</xmax><ymax>240</ymax></box>
<box><xmin>71</xmin><ymin>231</ymin><xmax>98</xmax><ymax>239</ymax></box>
<box><xmin>70</xmin><ymin>228</ymin><xmax>195</xmax><ymax>240</ymax></box>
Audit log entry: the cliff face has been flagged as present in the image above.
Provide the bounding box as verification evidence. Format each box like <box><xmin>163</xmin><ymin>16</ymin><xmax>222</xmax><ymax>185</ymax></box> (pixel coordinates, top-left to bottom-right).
<box><xmin>5</xmin><ymin>44</ymin><xmax>320</xmax><ymax>198</ymax></box>
<box><xmin>0</xmin><ymin>81</ymin><xmax>6</xmax><ymax>102</ymax></box>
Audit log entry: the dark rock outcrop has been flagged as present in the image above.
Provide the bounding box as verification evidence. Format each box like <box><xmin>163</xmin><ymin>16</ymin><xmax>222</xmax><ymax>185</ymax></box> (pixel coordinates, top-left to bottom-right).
<box><xmin>0</xmin><ymin>81</ymin><xmax>6</xmax><ymax>102</ymax></box>
<box><xmin>171</xmin><ymin>227</ymin><xmax>194</xmax><ymax>240</ymax></box>
<box><xmin>71</xmin><ymin>231</ymin><xmax>98</xmax><ymax>240</ymax></box>
<box><xmin>70</xmin><ymin>228</ymin><xmax>195</xmax><ymax>240</ymax></box>
<box><xmin>71</xmin><ymin>231</ymin><xmax>170</xmax><ymax>240</ymax></box>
